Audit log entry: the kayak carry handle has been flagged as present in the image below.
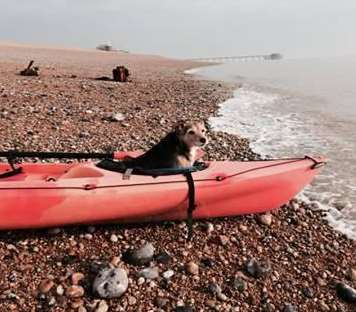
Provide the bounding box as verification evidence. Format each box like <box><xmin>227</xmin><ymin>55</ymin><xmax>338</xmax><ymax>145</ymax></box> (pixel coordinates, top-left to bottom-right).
<box><xmin>304</xmin><ymin>155</ymin><xmax>327</xmax><ymax>169</ymax></box>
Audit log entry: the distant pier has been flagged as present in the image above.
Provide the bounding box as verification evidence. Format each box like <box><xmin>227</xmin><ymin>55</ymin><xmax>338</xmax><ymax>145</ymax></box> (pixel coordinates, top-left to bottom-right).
<box><xmin>189</xmin><ymin>53</ymin><xmax>283</xmax><ymax>62</ymax></box>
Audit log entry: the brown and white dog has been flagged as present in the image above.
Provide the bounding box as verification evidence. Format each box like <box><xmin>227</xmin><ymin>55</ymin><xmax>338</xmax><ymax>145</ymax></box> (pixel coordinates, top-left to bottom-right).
<box><xmin>123</xmin><ymin>121</ymin><xmax>208</xmax><ymax>170</ymax></box>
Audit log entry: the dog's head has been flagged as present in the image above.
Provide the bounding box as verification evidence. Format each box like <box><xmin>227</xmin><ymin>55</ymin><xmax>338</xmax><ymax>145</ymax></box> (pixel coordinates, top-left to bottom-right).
<box><xmin>175</xmin><ymin>120</ymin><xmax>208</xmax><ymax>148</ymax></box>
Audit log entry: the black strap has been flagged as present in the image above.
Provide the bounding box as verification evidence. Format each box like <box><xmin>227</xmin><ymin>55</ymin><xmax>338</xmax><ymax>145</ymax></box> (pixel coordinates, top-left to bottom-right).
<box><xmin>184</xmin><ymin>172</ymin><xmax>196</xmax><ymax>241</ymax></box>
<box><xmin>0</xmin><ymin>167</ymin><xmax>22</xmax><ymax>179</ymax></box>
<box><xmin>96</xmin><ymin>159</ymin><xmax>200</xmax><ymax>176</ymax></box>
<box><xmin>0</xmin><ymin>157</ymin><xmax>23</xmax><ymax>179</ymax></box>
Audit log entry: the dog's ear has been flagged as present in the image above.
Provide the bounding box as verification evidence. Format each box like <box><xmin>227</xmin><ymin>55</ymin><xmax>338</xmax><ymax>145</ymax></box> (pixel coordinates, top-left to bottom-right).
<box><xmin>174</xmin><ymin>120</ymin><xmax>186</xmax><ymax>135</ymax></box>
<box><xmin>201</xmin><ymin>120</ymin><xmax>210</xmax><ymax>131</ymax></box>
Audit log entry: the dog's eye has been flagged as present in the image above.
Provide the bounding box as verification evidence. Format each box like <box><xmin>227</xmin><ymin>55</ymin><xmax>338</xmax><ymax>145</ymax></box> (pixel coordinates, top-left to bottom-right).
<box><xmin>188</xmin><ymin>130</ymin><xmax>195</xmax><ymax>135</ymax></box>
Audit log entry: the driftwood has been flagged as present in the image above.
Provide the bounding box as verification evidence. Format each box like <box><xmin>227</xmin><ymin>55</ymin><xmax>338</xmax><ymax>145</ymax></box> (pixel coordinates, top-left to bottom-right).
<box><xmin>113</xmin><ymin>66</ymin><xmax>129</xmax><ymax>82</ymax></box>
<box><xmin>95</xmin><ymin>66</ymin><xmax>130</xmax><ymax>82</ymax></box>
<box><xmin>20</xmin><ymin>60</ymin><xmax>39</xmax><ymax>76</ymax></box>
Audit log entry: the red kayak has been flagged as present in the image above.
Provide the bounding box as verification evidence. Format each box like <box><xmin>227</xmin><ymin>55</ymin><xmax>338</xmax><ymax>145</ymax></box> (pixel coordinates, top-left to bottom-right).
<box><xmin>0</xmin><ymin>153</ymin><xmax>325</xmax><ymax>230</ymax></box>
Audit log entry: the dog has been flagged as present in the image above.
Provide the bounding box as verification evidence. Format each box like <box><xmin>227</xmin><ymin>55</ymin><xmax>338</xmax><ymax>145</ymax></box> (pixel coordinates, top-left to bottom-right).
<box><xmin>122</xmin><ymin>121</ymin><xmax>208</xmax><ymax>170</ymax></box>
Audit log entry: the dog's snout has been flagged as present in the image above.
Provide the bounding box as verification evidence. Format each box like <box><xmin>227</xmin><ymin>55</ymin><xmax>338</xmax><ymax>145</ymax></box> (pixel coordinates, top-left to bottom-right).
<box><xmin>200</xmin><ymin>137</ymin><xmax>207</xmax><ymax>144</ymax></box>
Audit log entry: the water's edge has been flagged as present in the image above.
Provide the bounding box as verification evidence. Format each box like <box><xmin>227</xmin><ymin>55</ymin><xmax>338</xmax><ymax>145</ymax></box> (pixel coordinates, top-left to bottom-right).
<box><xmin>185</xmin><ymin>65</ymin><xmax>356</xmax><ymax>241</ymax></box>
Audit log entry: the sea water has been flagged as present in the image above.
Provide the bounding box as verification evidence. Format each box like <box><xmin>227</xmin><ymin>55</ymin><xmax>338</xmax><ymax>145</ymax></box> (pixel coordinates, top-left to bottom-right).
<box><xmin>188</xmin><ymin>56</ymin><xmax>356</xmax><ymax>240</ymax></box>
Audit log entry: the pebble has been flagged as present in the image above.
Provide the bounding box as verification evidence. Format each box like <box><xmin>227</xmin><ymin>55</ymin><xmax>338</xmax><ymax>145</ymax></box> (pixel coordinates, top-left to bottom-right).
<box><xmin>92</xmin><ymin>267</ymin><xmax>128</xmax><ymax>298</ymax></box>
<box><xmin>122</xmin><ymin>242</ymin><xmax>155</xmax><ymax>266</ymax></box>
<box><xmin>301</xmin><ymin>287</ymin><xmax>314</xmax><ymax>298</ymax></box>
<box><xmin>128</xmin><ymin>296</ymin><xmax>137</xmax><ymax>305</ymax></box>
<box><xmin>162</xmin><ymin>270</ymin><xmax>175</xmax><ymax>280</ymax></box>
<box><xmin>137</xmin><ymin>277</ymin><xmax>145</xmax><ymax>285</ymax></box>
<box><xmin>349</xmin><ymin>267</ymin><xmax>356</xmax><ymax>281</ymax></box>
<box><xmin>95</xmin><ymin>300</ymin><xmax>109</xmax><ymax>312</ymax></box>
<box><xmin>238</xmin><ymin>224</ymin><xmax>248</xmax><ymax>233</ymax></box>
<box><xmin>84</xmin><ymin>233</ymin><xmax>93</xmax><ymax>240</ymax></box>
<box><xmin>48</xmin><ymin>296</ymin><xmax>56</xmax><ymax>306</ymax></box>
<box><xmin>233</xmin><ymin>277</ymin><xmax>246</xmax><ymax>292</ymax></box>
<box><xmin>138</xmin><ymin>267</ymin><xmax>159</xmax><ymax>280</ymax></box>
<box><xmin>291</xmin><ymin>201</ymin><xmax>300</xmax><ymax>210</ymax></box>
<box><xmin>201</xmin><ymin>258</ymin><xmax>215</xmax><ymax>268</ymax></box>
<box><xmin>283</xmin><ymin>303</ymin><xmax>297</xmax><ymax>312</ymax></box>
<box><xmin>208</xmin><ymin>282</ymin><xmax>222</xmax><ymax>295</ymax></box>
<box><xmin>176</xmin><ymin>306</ymin><xmax>194</xmax><ymax>312</ymax></box>
<box><xmin>71</xmin><ymin>299</ymin><xmax>84</xmax><ymax>309</ymax></box>
<box><xmin>87</xmin><ymin>226</ymin><xmax>96</xmax><ymax>233</ymax></box>
<box><xmin>71</xmin><ymin>272</ymin><xmax>85</xmax><ymax>285</ymax></box>
<box><xmin>319</xmin><ymin>300</ymin><xmax>330</xmax><ymax>311</ymax></box>
<box><xmin>335</xmin><ymin>282</ymin><xmax>356</xmax><ymax>303</ymax></box>
<box><xmin>217</xmin><ymin>292</ymin><xmax>228</xmax><ymax>301</ymax></box>
<box><xmin>202</xmin><ymin>222</ymin><xmax>214</xmax><ymax>234</ymax></box>
<box><xmin>108</xmin><ymin>112</ymin><xmax>125</xmax><ymax>122</ymax></box>
<box><xmin>207</xmin><ymin>282</ymin><xmax>228</xmax><ymax>301</ymax></box>
<box><xmin>154</xmin><ymin>297</ymin><xmax>169</xmax><ymax>308</ymax></box>
<box><xmin>317</xmin><ymin>277</ymin><xmax>327</xmax><ymax>287</ymax></box>
<box><xmin>65</xmin><ymin>285</ymin><xmax>84</xmax><ymax>298</ymax></box>
<box><xmin>56</xmin><ymin>285</ymin><xmax>65</xmax><ymax>296</ymax></box>
<box><xmin>186</xmin><ymin>261</ymin><xmax>199</xmax><ymax>275</ymax></box>
<box><xmin>245</xmin><ymin>258</ymin><xmax>271</xmax><ymax>278</ymax></box>
<box><xmin>38</xmin><ymin>279</ymin><xmax>54</xmax><ymax>294</ymax></box>
<box><xmin>156</xmin><ymin>251</ymin><xmax>172</xmax><ymax>264</ymax></box>
<box><xmin>257</xmin><ymin>213</ymin><xmax>273</xmax><ymax>226</ymax></box>
<box><xmin>110</xmin><ymin>234</ymin><xmax>118</xmax><ymax>243</ymax></box>
<box><xmin>219</xmin><ymin>235</ymin><xmax>229</xmax><ymax>246</ymax></box>
<box><xmin>206</xmin><ymin>300</ymin><xmax>217</xmax><ymax>309</ymax></box>
<box><xmin>110</xmin><ymin>256</ymin><xmax>121</xmax><ymax>266</ymax></box>
<box><xmin>47</xmin><ymin>228</ymin><xmax>61</xmax><ymax>235</ymax></box>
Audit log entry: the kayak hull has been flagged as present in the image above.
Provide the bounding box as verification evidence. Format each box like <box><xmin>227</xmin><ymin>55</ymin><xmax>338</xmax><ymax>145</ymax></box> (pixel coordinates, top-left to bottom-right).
<box><xmin>0</xmin><ymin>156</ymin><xmax>325</xmax><ymax>230</ymax></box>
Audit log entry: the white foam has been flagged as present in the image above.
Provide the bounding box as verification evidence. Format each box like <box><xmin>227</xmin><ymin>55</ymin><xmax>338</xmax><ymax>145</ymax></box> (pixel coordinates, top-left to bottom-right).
<box><xmin>208</xmin><ymin>85</ymin><xmax>356</xmax><ymax>240</ymax></box>
<box><xmin>184</xmin><ymin>67</ymin><xmax>203</xmax><ymax>75</ymax></box>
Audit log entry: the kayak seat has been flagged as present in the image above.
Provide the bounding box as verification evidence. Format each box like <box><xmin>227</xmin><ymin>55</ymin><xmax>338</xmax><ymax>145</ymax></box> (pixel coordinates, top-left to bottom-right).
<box><xmin>60</xmin><ymin>165</ymin><xmax>104</xmax><ymax>179</ymax></box>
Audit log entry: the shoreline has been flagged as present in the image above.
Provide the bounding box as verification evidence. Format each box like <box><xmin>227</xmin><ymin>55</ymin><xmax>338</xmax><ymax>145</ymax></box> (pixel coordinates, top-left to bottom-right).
<box><xmin>194</xmin><ymin>60</ymin><xmax>356</xmax><ymax>243</ymax></box>
<box><xmin>0</xmin><ymin>45</ymin><xmax>355</xmax><ymax>311</ymax></box>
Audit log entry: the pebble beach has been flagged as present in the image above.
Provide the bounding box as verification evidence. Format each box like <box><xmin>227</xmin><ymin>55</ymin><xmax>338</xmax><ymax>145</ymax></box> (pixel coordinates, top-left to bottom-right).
<box><xmin>0</xmin><ymin>44</ymin><xmax>355</xmax><ymax>312</ymax></box>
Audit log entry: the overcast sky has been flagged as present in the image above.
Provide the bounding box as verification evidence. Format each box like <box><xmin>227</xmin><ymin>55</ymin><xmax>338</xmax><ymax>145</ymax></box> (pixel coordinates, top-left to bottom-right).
<box><xmin>0</xmin><ymin>0</ymin><xmax>355</xmax><ymax>59</ymax></box>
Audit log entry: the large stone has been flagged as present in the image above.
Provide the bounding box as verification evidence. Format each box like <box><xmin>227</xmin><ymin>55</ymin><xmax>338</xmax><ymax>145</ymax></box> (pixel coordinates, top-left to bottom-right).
<box><xmin>93</xmin><ymin>268</ymin><xmax>128</xmax><ymax>299</ymax></box>
<box><xmin>245</xmin><ymin>258</ymin><xmax>271</xmax><ymax>278</ymax></box>
<box><xmin>71</xmin><ymin>272</ymin><xmax>85</xmax><ymax>285</ymax></box>
<box><xmin>95</xmin><ymin>300</ymin><xmax>109</xmax><ymax>312</ymax></box>
<box><xmin>186</xmin><ymin>261</ymin><xmax>199</xmax><ymax>275</ymax></box>
<box><xmin>138</xmin><ymin>267</ymin><xmax>159</xmax><ymax>280</ymax></box>
<box><xmin>38</xmin><ymin>279</ymin><xmax>54</xmax><ymax>294</ymax></box>
<box><xmin>108</xmin><ymin>112</ymin><xmax>125</xmax><ymax>122</ymax></box>
<box><xmin>65</xmin><ymin>285</ymin><xmax>84</xmax><ymax>298</ymax></box>
<box><xmin>335</xmin><ymin>282</ymin><xmax>356</xmax><ymax>303</ymax></box>
<box><xmin>257</xmin><ymin>213</ymin><xmax>273</xmax><ymax>226</ymax></box>
<box><xmin>122</xmin><ymin>242</ymin><xmax>155</xmax><ymax>266</ymax></box>
<box><xmin>89</xmin><ymin>261</ymin><xmax>110</xmax><ymax>274</ymax></box>
<box><xmin>301</xmin><ymin>287</ymin><xmax>314</xmax><ymax>298</ymax></box>
<box><xmin>162</xmin><ymin>270</ymin><xmax>175</xmax><ymax>280</ymax></box>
